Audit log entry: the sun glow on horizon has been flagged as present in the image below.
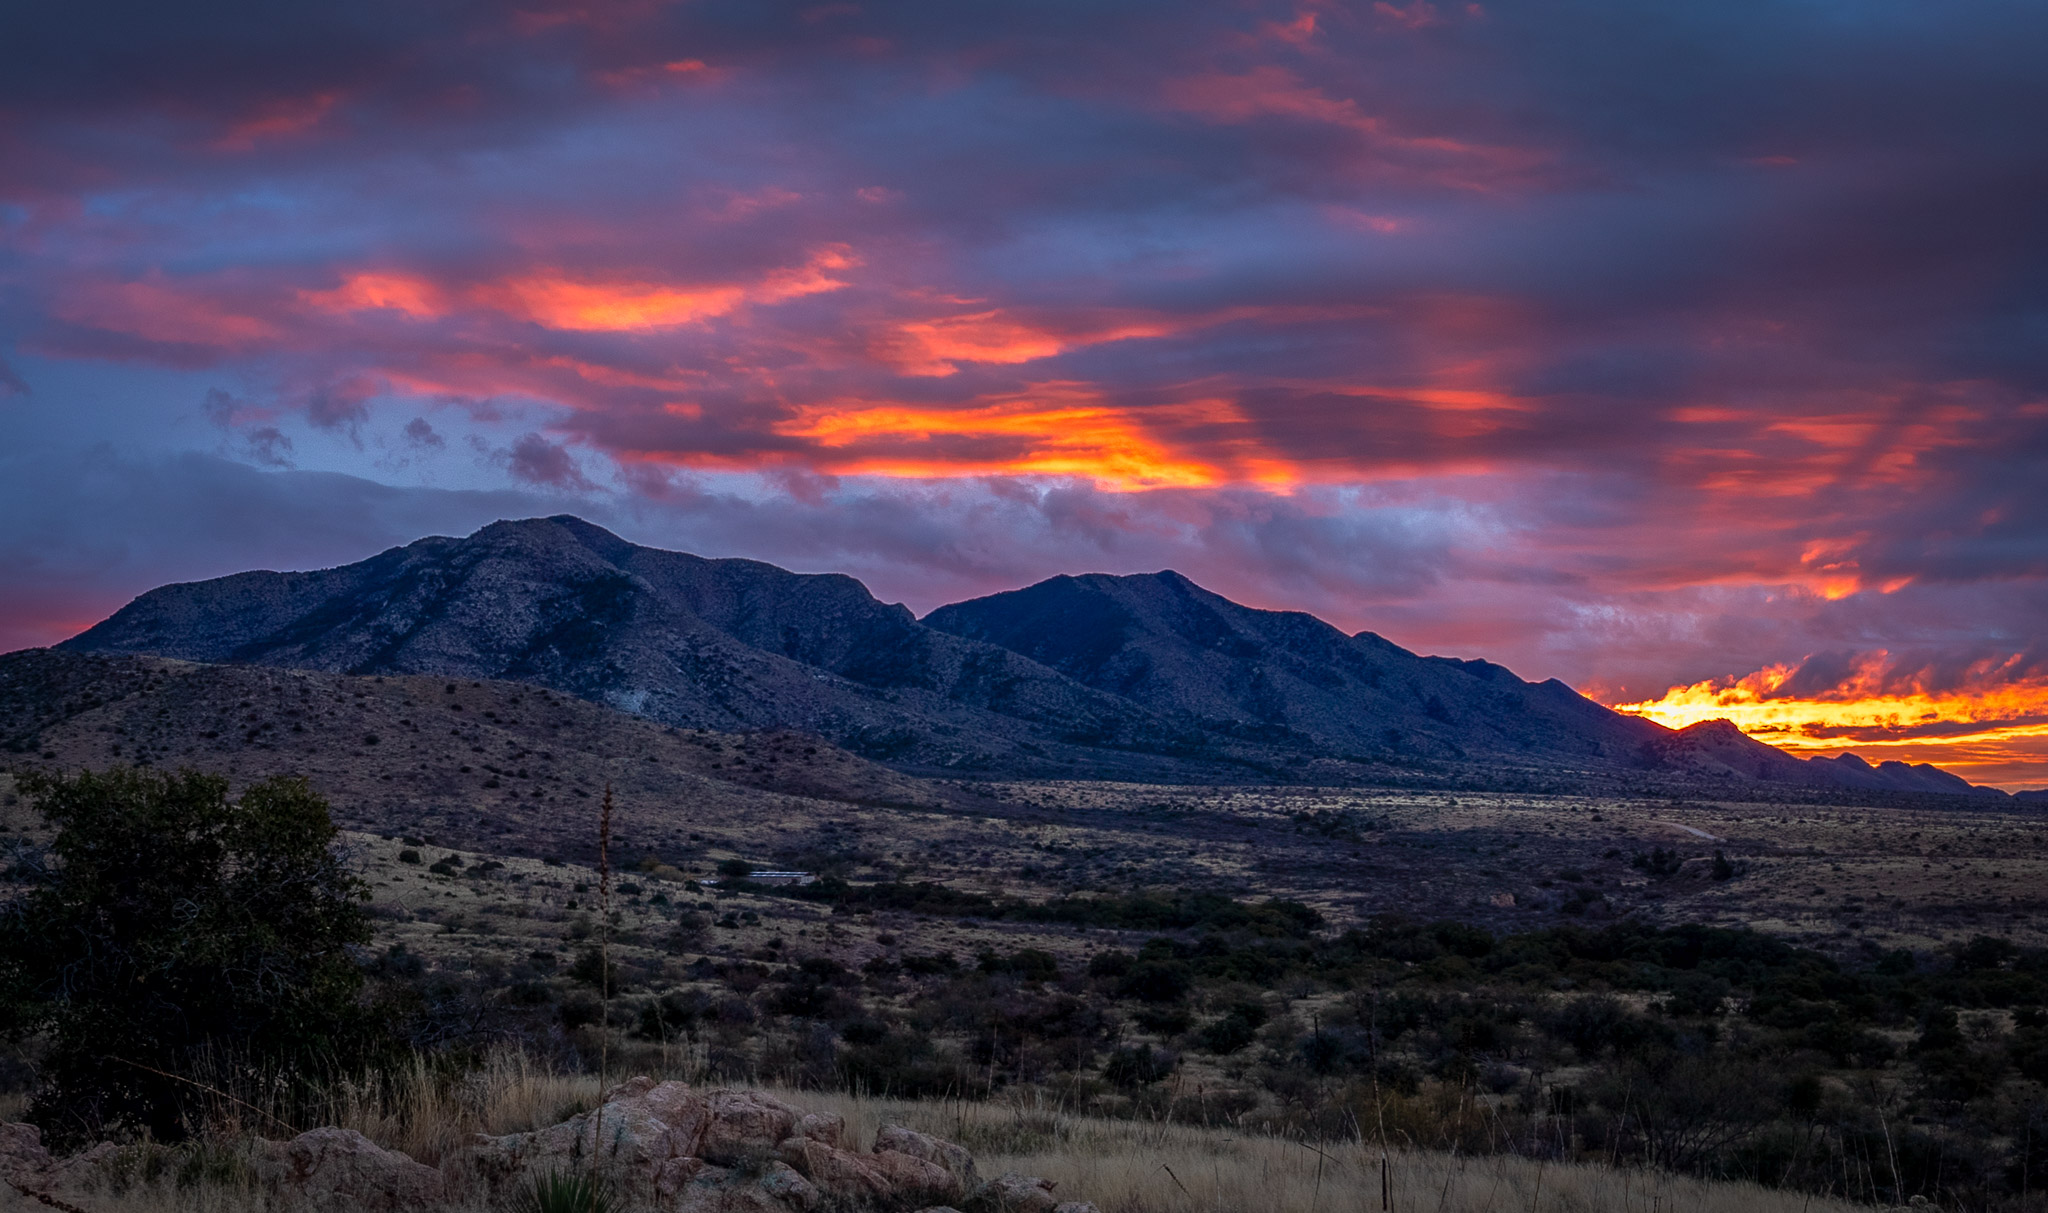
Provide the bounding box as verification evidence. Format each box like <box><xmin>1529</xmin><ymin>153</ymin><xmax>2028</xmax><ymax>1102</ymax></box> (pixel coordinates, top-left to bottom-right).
<box><xmin>1607</xmin><ymin>653</ymin><xmax>2048</xmax><ymax>788</ymax></box>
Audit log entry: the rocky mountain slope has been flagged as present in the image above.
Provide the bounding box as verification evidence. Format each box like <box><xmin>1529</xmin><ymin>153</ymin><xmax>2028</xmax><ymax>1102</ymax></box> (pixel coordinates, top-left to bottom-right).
<box><xmin>922</xmin><ymin>570</ymin><xmax>1664</xmax><ymax>764</ymax></box>
<box><xmin>55</xmin><ymin>516</ymin><xmax>1995</xmax><ymax>795</ymax></box>
<box><xmin>0</xmin><ymin>647</ymin><xmax>965</xmax><ymax>861</ymax></box>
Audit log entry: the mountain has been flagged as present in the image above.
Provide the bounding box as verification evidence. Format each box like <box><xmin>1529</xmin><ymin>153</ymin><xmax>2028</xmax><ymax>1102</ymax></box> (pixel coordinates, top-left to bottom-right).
<box><xmin>54</xmin><ymin>516</ymin><xmax>1997</xmax><ymax>795</ymax></box>
<box><xmin>921</xmin><ymin>570</ymin><xmax>1664</xmax><ymax>763</ymax></box>
<box><xmin>1642</xmin><ymin>718</ymin><xmax>2000</xmax><ymax>797</ymax></box>
<box><xmin>55</xmin><ymin>517</ymin><xmax>1219</xmax><ymax>778</ymax></box>
<box><xmin>0</xmin><ymin>647</ymin><xmax>963</xmax><ymax>862</ymax></box>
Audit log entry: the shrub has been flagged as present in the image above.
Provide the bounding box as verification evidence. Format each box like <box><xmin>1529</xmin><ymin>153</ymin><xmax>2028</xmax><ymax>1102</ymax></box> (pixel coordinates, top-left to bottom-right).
<box><xmin>978</xmin><ymin>948</ymin><xmax>1061</xmax><ymax>982</ymax></box>
<box><xmin>1103</xmin><ymin>1043</ymin><xmax>1178</xmax><ymax>1087</ymax></box>
<box><xmin>0</xmin><ymin>768</ymin><xmax>373</xmax><ymax>1145</ymax></box>
<box><xmin>1196</xmin><ymin>1001</ymin><xmax>1269</xmax><ymax>1054</ymax></box>
<box><xmin>1118</xmin><ymin>958</ymin><xmax>1193</xmax><ymax>1003</ymax></box>
<box><xmin>1133</xmin><ymin>1004</ymin><xmax>1193</xmax><ymax>1035</ymax></box>
<box><xmin>568</xmin><ymin>947</ymin><xmax>621</xmax><ymax>994</ymax></box>
<box><xmin>901</xmin><ymin>952</ymin><xmax>959</xmax><ymax>976</ymax></box>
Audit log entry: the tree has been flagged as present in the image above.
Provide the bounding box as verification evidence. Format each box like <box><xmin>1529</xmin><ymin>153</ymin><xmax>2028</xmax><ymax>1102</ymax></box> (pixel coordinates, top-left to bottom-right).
<box><xmin>0</xmin><ymin>768</ymin><xmax>372</xmax><ymax>1144</ymax></box>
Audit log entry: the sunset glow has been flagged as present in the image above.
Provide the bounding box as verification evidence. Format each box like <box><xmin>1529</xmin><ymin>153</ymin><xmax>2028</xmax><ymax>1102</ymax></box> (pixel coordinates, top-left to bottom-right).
<box><xmin>774</xmin><ymin>391</ymin><xmax>1289</xmax><ymax>489</ymax></box>
<box><xmin>4</xmin><ymin>0</ymin><xmax>2044</xmax><ymax>789</ymax></box>
<box><xmin>1611</xmin><ymin>655</ymin><xmax>2048</xmax><ymax>787</ymax></box>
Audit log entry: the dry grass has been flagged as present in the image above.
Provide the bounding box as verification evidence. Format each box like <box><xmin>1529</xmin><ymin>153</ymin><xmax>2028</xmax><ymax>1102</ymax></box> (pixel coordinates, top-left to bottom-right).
<box><xmin>5</xmin><ymin>1054</ymin><xmax>1870</xmax><ymax>1213</ymax></box>
<box><xmin>41</xmin><ymin>1054</ymin><xmax>1862</xmax><ymax>1213</ymax></box>
<box><xmin>793</xmin><ymin>1086</ymin><xmax>1867</xmax><ymax>1213</ymax></box>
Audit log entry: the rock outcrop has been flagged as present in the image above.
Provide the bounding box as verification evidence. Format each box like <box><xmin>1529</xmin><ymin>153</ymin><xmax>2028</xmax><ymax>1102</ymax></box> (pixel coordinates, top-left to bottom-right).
<box><xmin>0</xmin><ymin>1080</ymin><xmax>1085</xmax><ymax>1212</ymax></box>
<box><xmin>0</xmin><ymin>1122</ymin><xmax>117</xmax><ymax>1198</ymax></box>
<box><xmin>451</xmin><ymin>1078</ymin><xmax>1061</xmax><ymax>1211</ymax></box>
<box><xmin>252</xmin><ymin>1127</ymin><xmax>446</xmax><ymax>1212</ymax></box>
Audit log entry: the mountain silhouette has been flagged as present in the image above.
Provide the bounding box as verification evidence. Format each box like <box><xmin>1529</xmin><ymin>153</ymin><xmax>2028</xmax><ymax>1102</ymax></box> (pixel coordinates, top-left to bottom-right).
<box><xmin>56</xmin><ymin>516</ymin><xmax>1996</xmax><ymax>795</ymax></box>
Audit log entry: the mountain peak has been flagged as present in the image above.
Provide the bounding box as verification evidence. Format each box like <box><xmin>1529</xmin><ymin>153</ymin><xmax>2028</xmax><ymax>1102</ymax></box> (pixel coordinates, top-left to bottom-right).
<box><xmin>56</xmin><ymin>518</ymin><xmax>1995</xmax><ymax>796</ymax></box>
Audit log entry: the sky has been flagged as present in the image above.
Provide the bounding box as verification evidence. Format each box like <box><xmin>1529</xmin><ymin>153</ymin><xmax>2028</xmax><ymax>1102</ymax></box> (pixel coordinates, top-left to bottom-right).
<box><xmin>2</xmin><ymin>1</ymin><xmax>2045</xmax><ymax>788</ymax></box>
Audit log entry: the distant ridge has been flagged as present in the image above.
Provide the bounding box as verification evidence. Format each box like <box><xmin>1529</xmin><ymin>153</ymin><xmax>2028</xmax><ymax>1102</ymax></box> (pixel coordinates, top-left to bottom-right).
<box><xmin>55</xmin><ymin>515</ymin><xmax>1999</xmax><ymax>796</ymax></box>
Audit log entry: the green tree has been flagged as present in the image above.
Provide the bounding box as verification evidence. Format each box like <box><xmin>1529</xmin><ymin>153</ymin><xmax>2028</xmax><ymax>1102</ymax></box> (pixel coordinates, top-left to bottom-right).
<box><xmin>0</xmin><ymin>768</ymin><xmax>372</xmax><ymax>1144</ymax></box>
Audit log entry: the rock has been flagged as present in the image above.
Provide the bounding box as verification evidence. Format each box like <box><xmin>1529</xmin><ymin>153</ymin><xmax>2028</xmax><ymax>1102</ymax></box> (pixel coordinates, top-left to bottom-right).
<box><xmin>462</xmin><ymin>1078</ymin><xmax>709</xmax><ymax>1196</ymax></box>
<box><xmin>876</xmin><ymin>1123</ymin><xmax>979</xmax><ymax>1188</ymax></box>
<box><xmin>795</xmin><ymin>1111</ymin><xmax>846</xmax><ymax>1148</ymax></box>
<box><xmin>869</xmin><ymin>1148</ymin><xmax>965</xmax><ymax>1201</ymax></box>
<box><xmin>653</xmin><ymin>1156</ymin><xmax>714</xmax><ymax>1202</ymax></box>
<box><xmin>778</xmin><ymin>1136</ymin><xmax>890</xmax><ymax>1197</ymax></box>
<box><xmin>966</xmin><ymin>1171</ymin><xmax>1060</xmax><ymax>1213</ymax></box>
<box><xmin>0</xmin><ymin>1123</ymin><xmax>56</xmax><ymax>1181</ymax></box>
<box><xmin>697</xmin><ymin>1090</ymin><xmax>807</xmax><ymax>1165</ymax></box>
<box><xmin>758</xmin><ymin>1160</ymin><xmax>823</xmax><ymax>1211</ymax></box>
<box><xmin>447</xmin><ymin>1081</ymin><xmax>1064</xmax><ymax>1213</ymax></box>
<box><xmin>781</xmin><ymin>1133</ymin><xmax>962</xmax><ymax>1204</ymax></box>
<box><xmin>674</xmin><ymin>1162</ymin><xmax>814</xmax><ymax>1213</ymax></box>
<box><xmin>1053</xmin><ymin>1204</ymin><xmax>1101</xmax><ymax>1213</ymax></box>
<box><xmin>256</xmin><ymin>1126</ymin><xmax>444</xmax><ymax>1212</ymax></box>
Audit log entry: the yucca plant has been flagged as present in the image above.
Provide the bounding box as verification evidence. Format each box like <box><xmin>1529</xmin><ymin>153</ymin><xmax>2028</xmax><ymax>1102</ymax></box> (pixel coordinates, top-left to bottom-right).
<box><xmin>513</xmin><ymin>1170</ymin><xmax>621</xmax><ymax>1213</ymax></box>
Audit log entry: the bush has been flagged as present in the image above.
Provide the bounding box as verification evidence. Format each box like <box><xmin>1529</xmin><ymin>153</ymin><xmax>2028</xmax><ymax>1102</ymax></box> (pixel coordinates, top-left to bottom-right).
<box><xmin>978</xmin><ymin>948</ymin><xmax>1061</xmax><ymax>982</ymax></box>
<box><xmin>1118</xmin><ymin>958</ymin><xmax>1193</xmax><ymax>1003</ymax></box>
<box><xmin>1196</xmin><ymin>1001</ymin><xmax>1269</xmax><ymax>1054</ymax></box>
<box><xmin>1103</xmin><ymin>1043</ymin><xmax>1178</xmax><ymax>1087</ymax></box>
<box><xmin>568</xmin><ymin>947</ymin><xmax>621</xmax><ymax>994</ymax></box>
<box><xmin>0</xmin><ymin>768</ymin><xmax>374</xmax><ymax>1145</ymax></box>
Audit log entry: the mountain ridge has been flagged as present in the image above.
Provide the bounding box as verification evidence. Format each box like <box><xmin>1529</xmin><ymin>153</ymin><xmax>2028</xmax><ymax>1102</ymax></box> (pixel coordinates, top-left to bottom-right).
<box><xmin>54</xmin><ymin>515</ymin><xmax>1997</xmax><ymax>796</ymax></box>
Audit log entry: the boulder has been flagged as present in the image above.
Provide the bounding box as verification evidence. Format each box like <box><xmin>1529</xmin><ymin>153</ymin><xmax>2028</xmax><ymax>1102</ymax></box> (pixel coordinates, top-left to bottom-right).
<box><xmin>869</xmin><ymin>1148</ymin><xmax>965</xmax><ymax>1201</ymax></box>
<box><xmin>966</xmin><ymin>1171</ymin><xmax>1061</xmax><ymax>1213</ymax></box>
<box><xmin>876</xmin><ymin>1123</ymin><xmax>979</xmax><ymax>1189</ymax></box>
<box><xmin>462</xmin><ymin>1078</ymin><xmax>709</xmax><ymax>1197</ymax></box>
<box><xmin>758</xmin><ymin>1161</ymin><xmax>823</xmax><ymax>1211</ymax></box>
<box><xmin>778</xmin><ymin>1136</ymin><xmax>890</xmax><ymax>1197</ymax></box>
<box><xmin>254</xmin><ymin>1126</ymin><xmax>444</xmax><ymax>1213</ymax></box>
<box><xmin>0</xmin><ymin>1122</ymin><xmax>53</xmax><ymax>1180</ymax></box>
<box><xmin>674</xmin><ymin>1161</ymin><xmax>817</xmax><ymax>1213</ymax></box>
<box><xmin>1053</xmin><ymin>1204</ymin><xmax>1101</xmax><ymax>1213</ymax></box>
<box><xmin>697</xmin><ymin>1090</ymin><xmax>808</xmax><ymax>1165</ymax></box>
<box><xmin>780</xmin><ymin>1133</ymin><xmax>961</xmax><ymax>1204</ymax></box>
<box><xmin>795</xmin><ymin>1111</ymin><xmax>847</xmax><ymax>1148</ymax></box>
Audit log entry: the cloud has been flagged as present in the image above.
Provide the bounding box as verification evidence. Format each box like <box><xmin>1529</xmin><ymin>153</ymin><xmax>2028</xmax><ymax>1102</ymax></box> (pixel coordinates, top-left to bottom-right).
<box><xmin>244</xmin><ymin>426</ymin><xmax>295</xmax><ymax>467</ymax></box>
<box><xmin>505</xmin><ymin>432</ymin><xmax>592</xmax><ymax>489</ymax></box>
<box><xmin>4</xmin><ymin>0</ymin><xmax>2048</xmax><ymax>784</ymax></box>
<box><xmin>0</xmin><ymin>445</ymin><xmax>571</xmax><ymax>654</ymax></box>
<box><xmin>1613</xmin><ymin>647</ymin><xmax>2048</xmax><ymax>790</ymax></box>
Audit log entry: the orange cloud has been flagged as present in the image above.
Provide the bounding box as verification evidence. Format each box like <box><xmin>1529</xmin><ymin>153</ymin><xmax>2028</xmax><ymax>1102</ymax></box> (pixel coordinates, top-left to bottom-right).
<box><xmin>772</xmin><ymin>385</ymin><xmax>1295</xmax><ymax>489</ymax></box>
<box><xmin>493</xmin><ymin>277</ymin><xmax>751</xmax><ymax>330</ymax></box>
<box><xmin>879</xmin><ymin>310</ymin><xmax>1181</xmax><ymax>376</ymax></box>
<box><xmin>300</xmin><ymin>273</ymin><xmax>445</xmax><ymax>318</ymax></box>
<box><xmin>302</xmin><ymin>246</ymin><xmax>857</xmax><ymax>332</ymax></box>
<box><xmin>1609</xmin><ymin>653</ymin><xmax>2048</xmax><ymax>789</ymax></box>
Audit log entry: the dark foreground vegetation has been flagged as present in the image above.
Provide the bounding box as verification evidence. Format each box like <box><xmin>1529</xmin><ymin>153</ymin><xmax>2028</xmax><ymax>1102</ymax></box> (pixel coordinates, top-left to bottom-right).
<box><xmin>3</xmin><ymin>767</ymin><xmax>2048</xmax><ymax>1213</ymax></box>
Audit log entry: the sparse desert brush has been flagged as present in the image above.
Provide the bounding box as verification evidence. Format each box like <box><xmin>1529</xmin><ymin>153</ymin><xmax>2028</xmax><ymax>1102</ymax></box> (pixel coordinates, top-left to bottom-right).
<box><xmin>780</xmin><ymin>1088</ymin><xmax>1869</xmax><ymax>1213</ymax></box>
